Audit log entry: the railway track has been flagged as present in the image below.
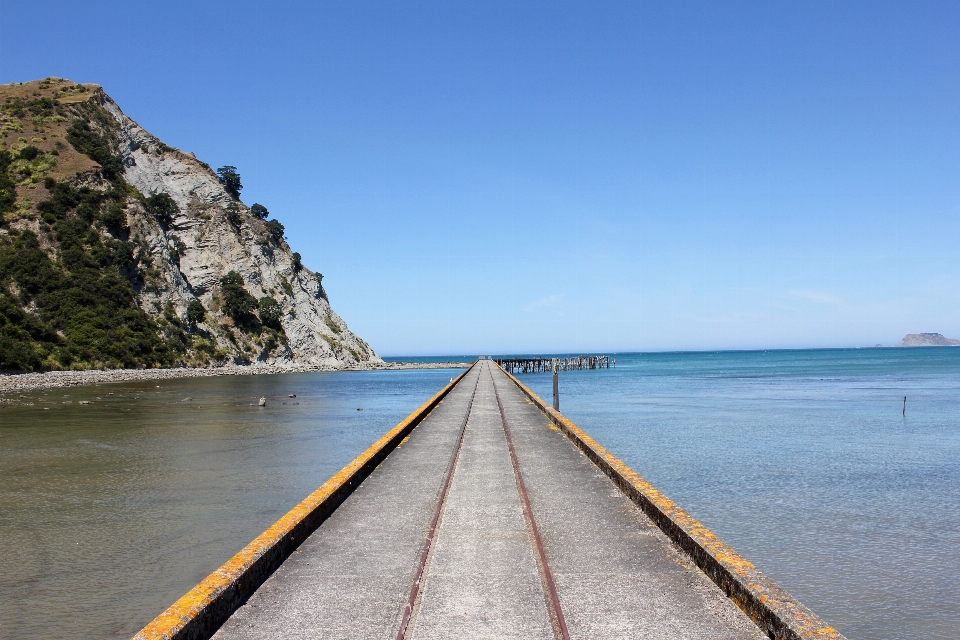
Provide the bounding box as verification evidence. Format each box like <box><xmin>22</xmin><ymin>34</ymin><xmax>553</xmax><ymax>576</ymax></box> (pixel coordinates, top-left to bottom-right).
<box><xmin>395</xmin><ymin>361</ymin><xmax>569</xmax><ymax>640</ymax></box>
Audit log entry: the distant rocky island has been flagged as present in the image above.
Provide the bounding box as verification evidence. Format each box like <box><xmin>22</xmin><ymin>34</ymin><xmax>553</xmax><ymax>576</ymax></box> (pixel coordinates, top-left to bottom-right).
<box><xmin>0</xmin><ymin>77</ymin><xmax>380</xmax><ymax>371</ymax></box>
<box><xmin>895</xmin><ymin>333</ymin><xmax>960</xmax><ymax>347</ymax></box>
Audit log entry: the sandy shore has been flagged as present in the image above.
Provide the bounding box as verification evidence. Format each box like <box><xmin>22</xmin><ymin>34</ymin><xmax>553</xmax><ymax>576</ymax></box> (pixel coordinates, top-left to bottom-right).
<box><xmin>0</xmin><ymin>361</ymin><xmax>473</xmax><ymax>394</ymax></box>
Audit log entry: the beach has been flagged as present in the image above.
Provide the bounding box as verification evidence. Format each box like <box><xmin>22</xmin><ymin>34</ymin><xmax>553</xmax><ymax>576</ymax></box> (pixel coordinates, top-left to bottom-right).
<box><xmin>0</xmin><ymin>361</ymin><xmax>472</xmax><ymax>395</ymax></box>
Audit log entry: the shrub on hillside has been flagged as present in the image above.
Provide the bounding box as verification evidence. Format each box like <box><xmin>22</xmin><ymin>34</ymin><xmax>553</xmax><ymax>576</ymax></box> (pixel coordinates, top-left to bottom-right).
<box><xmin>17</xmin><ymin>145</ymin><xmax>39</xmax><ymax>161</ymax></box>
<box><xmin>187</xmin><ymin>300</ymin><xmax>205</xmax><ymax>326</ymax></box>
<box><xmin>100</xmin><ymin>203</ymin><xmax>127</xmax><ymax>233</ymax></box>
<box><xmin>258</xmin><ymin>296</ymin><xmax>282</xmax><ymax>330</ymax></box>
<box><xmin>220</xmin><ymin>270</ymin><xmax>258</xmax><ymax>323</ymax></box>
<box><xmin>66</xmin><ymin>118</ymin><xmax>123</xmax><ymax>179</ymax></box>
<box><xmin>0</xmin><ymin>150</ymin><xmax>16</xmax><ymax>219</ymax></box>
<box><xmin>225</xmin><ymin>202</ymin><xmax>243</xmax><ymax>229</ymax></box>
<box><xmin>265</xmin><ymin>219</ymin><xmax>284</xmax><ymax>240</ymax></box>
<box><xmin>145</xmin><ymin>193</ymin><xmax>178</xmax><ymax>228</ymax></box>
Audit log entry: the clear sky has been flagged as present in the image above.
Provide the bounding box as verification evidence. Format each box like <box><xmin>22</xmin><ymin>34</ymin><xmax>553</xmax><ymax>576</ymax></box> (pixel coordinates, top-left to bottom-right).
<box><xmin>3</xmin><ymin>1</ymin><xmax>959</xmax><ymax>355</ymax></box>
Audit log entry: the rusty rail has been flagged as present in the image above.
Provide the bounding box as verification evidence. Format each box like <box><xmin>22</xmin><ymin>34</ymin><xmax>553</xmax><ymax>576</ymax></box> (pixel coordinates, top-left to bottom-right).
<box><xmin>395</xmin><ymin>368</ymin><xmax>480</xmax><ymax>640</ymax></box>
<box><xmin>490</xmin><ymin>368</ymin><xmax>570</xmax><ymax>640</ymax></box>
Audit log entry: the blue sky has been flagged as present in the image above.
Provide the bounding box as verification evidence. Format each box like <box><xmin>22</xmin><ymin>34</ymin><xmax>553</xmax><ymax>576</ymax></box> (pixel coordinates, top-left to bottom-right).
<box><xmin>3</xmin><ymin>1</ymin><xmax>960</xmax><ymax>355</ymax></box>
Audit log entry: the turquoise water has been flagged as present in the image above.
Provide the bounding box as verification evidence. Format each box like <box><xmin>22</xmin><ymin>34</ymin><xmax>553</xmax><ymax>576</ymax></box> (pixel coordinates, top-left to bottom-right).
<box><xmin>521</xmin><ymin>348</ymin><xmax>960</xmax><ymax>640</ymax></box>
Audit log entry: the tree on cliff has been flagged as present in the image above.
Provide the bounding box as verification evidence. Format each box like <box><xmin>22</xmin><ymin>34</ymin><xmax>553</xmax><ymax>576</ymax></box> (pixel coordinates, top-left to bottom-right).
<box><xmin>186</xmin><ymin>300</ymin><xmax>205</xmax><ymax>327</ymax></box>
<box><xmin>265</xmin><ymin>219</ymin><xmax>285</xmax><ymax>240</ymax></box>
<box><xmin>144</xmin><ymin>193</ymin><xmax>178</xmax><ymax>228</ymax></box>
<box><xmin>220</xmin><ymin>271</ymin><xmax>258</xmax><ymax>323</ymax></box>
<box><xmin>250</xmin><ymin>203</ymin><xmax>269</xmax><ymax>220</ymax></box>
<box><xmin>216</xmin><ymin>166</ymin><xmax>242</xmax><ymax>199</ymax></box>
<box><xmin>258</xmin><ymin>296</ymin><xmax>282</xmax><ymax>330</ymax></box>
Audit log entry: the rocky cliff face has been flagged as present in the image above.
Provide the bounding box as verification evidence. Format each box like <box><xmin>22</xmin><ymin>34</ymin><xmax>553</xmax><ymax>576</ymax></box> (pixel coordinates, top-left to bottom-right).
<box><xmin>101</xmin><ymin>94</ymin><xmax>379</xmax><ymax>367</ymax></box>
<box><xmin>0</xmin><ymin>78</ymin><xmax>380</xmax><ymax>370</ymax></box>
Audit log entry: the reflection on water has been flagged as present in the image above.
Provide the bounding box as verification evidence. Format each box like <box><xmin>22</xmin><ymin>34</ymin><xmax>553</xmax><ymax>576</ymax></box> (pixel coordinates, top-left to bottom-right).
<box><xmin>524</xmin><ymin>349</ymin><xmax>960</xmax><ymax>640</ymax></box>
<box><xmin>0</xmin><ymin>368</ymin><xmax>462</xmax><ymax>639</ymax></box>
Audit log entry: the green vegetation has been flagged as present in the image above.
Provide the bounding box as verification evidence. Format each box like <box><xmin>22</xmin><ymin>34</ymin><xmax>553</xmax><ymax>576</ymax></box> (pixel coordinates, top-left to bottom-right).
<box><xmin>169</xmin><ymin>235</ymin><xmax>186</xmax><ymax>265</ymax></box>
<box><xmin>145</xmin><ymin>193</ymin><xmax>179</xmax><ymax>228</ymax></box>
<box><xmin>216</xmin><ymin>165</ymin><xmax>242</xmax><ymax>199</ymax></box>
<box><xmin>324</xmin><ymin>317</ymin><xmax>342</xmax><ymax>335</ymax></box>
<box><xmin>0</xmin><ymin>180</ymin><xmax>183</xmax><ymax>370</ymax></box>
<box><xmin>187</xmin><ymin>300</ymin><xmax>205</xmax><ymax>326</ymax></box>
<box><xmin>0</xmin><ymin>87</ymin><xmax>207</xmax><ymax>370</ymax></box>
<box><xmin>66</xmin><ymin>118</ymin><xmax>123</xmax><ymax>179</ymax></box>
<box><xmin>225</xmin><ymin>202</ymin><xmax>243</xmax><ymax>229</ymax></box>
<box><xmin>250</xmin><ymin>203</ymin><xmax>268</xmax><ymax>220</ymax></box>
<box><xmin>219</xmin><ymin>270</ymin><xmax>258</xmax><ymax>324</ymax></box>
<box><xmin>0</xmin><ymin>150</ymin><xmax>17</xmax><ymax>219</ymax></box>
<box><xmin>265</xmin><ymin>219</ymin><xmax>284</xmax><ymax>240</ymax></box>
<box><xmin>291</xmin><ymin>252</ymin><xmax>302</xmax><ymax>272</ymax></box>
<box><xmin>100</xmin><ymin>202</ymin><xmax>127</xmax><ymax>232</ymax></box>
<box><xmin>258</xmin><ymin>296</ymin><xmax>282</xmax><ymax>330</ymax></box>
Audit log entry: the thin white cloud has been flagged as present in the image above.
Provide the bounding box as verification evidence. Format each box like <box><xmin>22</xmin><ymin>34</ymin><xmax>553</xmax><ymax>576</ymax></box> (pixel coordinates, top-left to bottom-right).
<box><xmin>787</xmin><ymin>290</ymin><xmax>843</xmax><ymax>305</ymax></box>
<box><xmin>525</xmin><ymin>294</ymin><xmax>564</xmax><ymax>313</ymax></box>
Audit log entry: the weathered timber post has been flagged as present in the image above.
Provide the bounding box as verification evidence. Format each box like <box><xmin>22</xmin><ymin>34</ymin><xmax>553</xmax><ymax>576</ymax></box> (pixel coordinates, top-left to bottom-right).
<box><xmin>552</xmin><ymin>358</ymin><xmax>559</xmax><ymax>411</ymax></box>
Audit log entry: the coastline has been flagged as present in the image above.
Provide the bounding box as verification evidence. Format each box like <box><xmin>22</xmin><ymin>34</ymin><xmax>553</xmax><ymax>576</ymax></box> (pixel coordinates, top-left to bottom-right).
<box><xmin>0</xmin><ymin>361</ymin><xmax>472</xmax><ymax>394</ymax></box>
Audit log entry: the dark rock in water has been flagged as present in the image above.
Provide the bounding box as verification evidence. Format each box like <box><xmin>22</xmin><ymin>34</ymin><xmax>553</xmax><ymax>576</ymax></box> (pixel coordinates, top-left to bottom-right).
<box><xmin>895</xmin><ymin>333</ymin><xmax>960</xmax><ymax>347</ymax></box>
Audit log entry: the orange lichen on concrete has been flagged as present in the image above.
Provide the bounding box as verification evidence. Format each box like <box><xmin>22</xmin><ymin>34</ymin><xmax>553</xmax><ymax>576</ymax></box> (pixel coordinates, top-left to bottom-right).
<box><xmin>500</xmin><ymin>367</ymin><xmax>847</xmax><ymax>640</ymax></box>
<box><xmin>133</xmin><ymin>365</ymin><xmax>474</xmax><ymax>640</ymax></box>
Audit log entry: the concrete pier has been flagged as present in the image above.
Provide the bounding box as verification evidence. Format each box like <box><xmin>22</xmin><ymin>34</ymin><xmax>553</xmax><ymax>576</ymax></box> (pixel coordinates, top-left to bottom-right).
<box><xmin>136</xmin><ymin>360</ymin><xmax>844</xmax><ymax>640</ymax></box>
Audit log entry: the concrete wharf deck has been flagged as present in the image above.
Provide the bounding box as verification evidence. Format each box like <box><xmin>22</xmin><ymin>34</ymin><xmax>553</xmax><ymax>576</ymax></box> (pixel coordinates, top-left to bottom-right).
<box><xmin>136</xmin><ymin>360</ymin><xmax>844</xmax><ymax>640</ymax></box>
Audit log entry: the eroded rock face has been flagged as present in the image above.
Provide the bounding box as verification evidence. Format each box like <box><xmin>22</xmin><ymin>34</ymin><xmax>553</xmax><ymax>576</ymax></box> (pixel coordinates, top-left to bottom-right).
<box><xmin>100</xmin><ymin>93</ymin><xmax>380</xmax><ymax>367</ymax></box>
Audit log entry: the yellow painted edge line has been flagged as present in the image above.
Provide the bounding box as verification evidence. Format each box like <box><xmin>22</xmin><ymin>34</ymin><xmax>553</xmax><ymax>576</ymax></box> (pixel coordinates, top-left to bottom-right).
<box><xmin>498</xmin><ymin>366</ymin><xmax>846</xmax><ymax>640</ymax></box>
<box><xmin>133</xmin><ymin>363</ymin><xmax>475</xmax><ymax>640</ymax></box>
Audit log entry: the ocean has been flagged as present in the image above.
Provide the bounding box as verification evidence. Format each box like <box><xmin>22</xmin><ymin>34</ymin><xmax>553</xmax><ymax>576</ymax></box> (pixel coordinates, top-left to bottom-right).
<box><xmin>1</xmin><ymin>348</ymin><xmax>957</xmax><ymax>638</ymax></box>
<box><xmin>519</xmin><ymin>348</ymin><xmax>960</xmax><ymax>640</ymax></box>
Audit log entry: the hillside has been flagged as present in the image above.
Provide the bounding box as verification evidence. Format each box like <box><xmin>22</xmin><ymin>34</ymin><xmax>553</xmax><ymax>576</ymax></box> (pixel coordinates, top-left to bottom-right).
<box><xmin>895</xmin><ymin>333</ymin><xmax>960</xmax><ymax>347</ymax></box>
<box><xmin>0</xmin><ymin>77</ymin><xmax>380</xmax><ymax>371</ymax></box>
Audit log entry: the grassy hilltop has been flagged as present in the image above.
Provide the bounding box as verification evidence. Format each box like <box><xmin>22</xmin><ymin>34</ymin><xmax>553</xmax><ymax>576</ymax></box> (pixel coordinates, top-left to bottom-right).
<box><xmin>0</xmin><ymin>78</ymin><xmax>189</xmax><ymax>371</ymax></box>
<box><xmin>0</xmin><ymin>78</ymin><xmax>378</xmax><ymax>372</ymax></box>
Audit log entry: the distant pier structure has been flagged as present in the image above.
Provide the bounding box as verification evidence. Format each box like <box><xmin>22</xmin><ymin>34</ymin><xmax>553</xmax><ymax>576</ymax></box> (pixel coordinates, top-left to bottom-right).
<box><xmin>494</xmin><ymin>355</ymin><xmax>613</xmax><ymax>374</ymax></box>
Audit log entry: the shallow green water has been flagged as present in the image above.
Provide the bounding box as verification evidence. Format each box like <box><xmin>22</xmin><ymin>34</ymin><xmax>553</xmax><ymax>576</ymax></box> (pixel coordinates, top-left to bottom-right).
<box><xmin>0</xmin><ymin>368</ymin><xmax>462</xmax><ymax>639</ymax></box>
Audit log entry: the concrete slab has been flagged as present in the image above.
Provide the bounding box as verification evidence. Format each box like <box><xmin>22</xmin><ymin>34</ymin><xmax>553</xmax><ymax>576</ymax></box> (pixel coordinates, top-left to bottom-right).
<box><xmin>213</xmin><ymin>360</ymin><xmax>766</xmax><ymax>639</ymax></box>
<box><xmin>213</xmin><ymin>365</ymin><xmax>483</xmax><ymax>640</ymax></box>
<box><xmin>489</xmin><ymin>364</ymin><xmax>765</xmax><ymax>640</ymax></box>
<box><xmin>408</xmin><ymin>365</ymin><xmax>553</xmax><ymax>639</ymax></box>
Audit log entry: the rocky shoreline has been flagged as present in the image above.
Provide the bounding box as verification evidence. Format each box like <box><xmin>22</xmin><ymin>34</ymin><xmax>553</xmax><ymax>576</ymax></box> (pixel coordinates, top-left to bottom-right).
<box><xmin>0</xmin><ymin>361</ymin><xmax>473</xmax><ymax>394</ymax></box>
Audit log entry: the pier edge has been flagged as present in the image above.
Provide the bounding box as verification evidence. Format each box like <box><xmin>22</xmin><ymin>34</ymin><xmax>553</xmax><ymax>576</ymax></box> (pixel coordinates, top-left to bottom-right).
<box><xmin>131</xmin><ymin>363</ymin><xmax>476</xmax><ymax>640</ymax></box>
<box><xmin>498</xmin><ymin>366</ymin><xmax>847</xmax><ymax>640</ymax></box>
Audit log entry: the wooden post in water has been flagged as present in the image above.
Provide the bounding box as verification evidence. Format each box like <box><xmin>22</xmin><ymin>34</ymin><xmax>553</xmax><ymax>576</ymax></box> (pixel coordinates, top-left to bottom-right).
<box><xmin>903</xmin><ymin>396</ymin><xmax>906</xmax><ymax>416</ymax></box>
<box><xmin>552</xmin><ymin>358</ymin><xmax>559</xmax><ymax>411</ymax></box>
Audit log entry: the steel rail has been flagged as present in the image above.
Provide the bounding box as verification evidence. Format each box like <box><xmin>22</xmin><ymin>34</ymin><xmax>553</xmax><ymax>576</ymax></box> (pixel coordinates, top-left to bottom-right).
<box><xmin>395</xmin><ymin>366</ymin><xmax>480</xmax><ymax>640</ymax></box>
<box><xmin>490</xmin><ymin>367</ymin><xmax>571</xmax><ymax>640</ymax></box>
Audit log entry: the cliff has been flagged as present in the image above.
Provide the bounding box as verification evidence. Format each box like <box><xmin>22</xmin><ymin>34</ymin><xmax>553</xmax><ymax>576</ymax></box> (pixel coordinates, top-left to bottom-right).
<box><xmin>895</xmin><ymin>333</ymin><xmax>960</xmax><ymax>347</ymax></box>
<box><xmin>0</xmin><ymin>77</ymin><xmax>380</xmax><ymax>370</ymax></box>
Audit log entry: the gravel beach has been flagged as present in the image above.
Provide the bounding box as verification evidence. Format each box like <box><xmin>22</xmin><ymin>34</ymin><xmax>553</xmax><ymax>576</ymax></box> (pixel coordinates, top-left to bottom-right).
<box><xmin>0</xmin><ymin>361</ymin><xmax>472</xmax><ymax>394</ymax></box>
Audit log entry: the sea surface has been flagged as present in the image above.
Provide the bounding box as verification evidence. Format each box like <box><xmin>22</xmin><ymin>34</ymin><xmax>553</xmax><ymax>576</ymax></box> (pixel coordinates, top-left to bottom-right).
<box><xmin>0</xmin><ymin>368</ymin><xmax>463</xmax><ymax>639</ymax></box>
<box><xmin>520</xmin><ymin>349</ymin><xmax>960</xmax><ymax>640</ymax></box>
<box><xmin>1</xmin><ymin>349</ymin><xmax>958</xmax><ymax>639</ymax></box>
